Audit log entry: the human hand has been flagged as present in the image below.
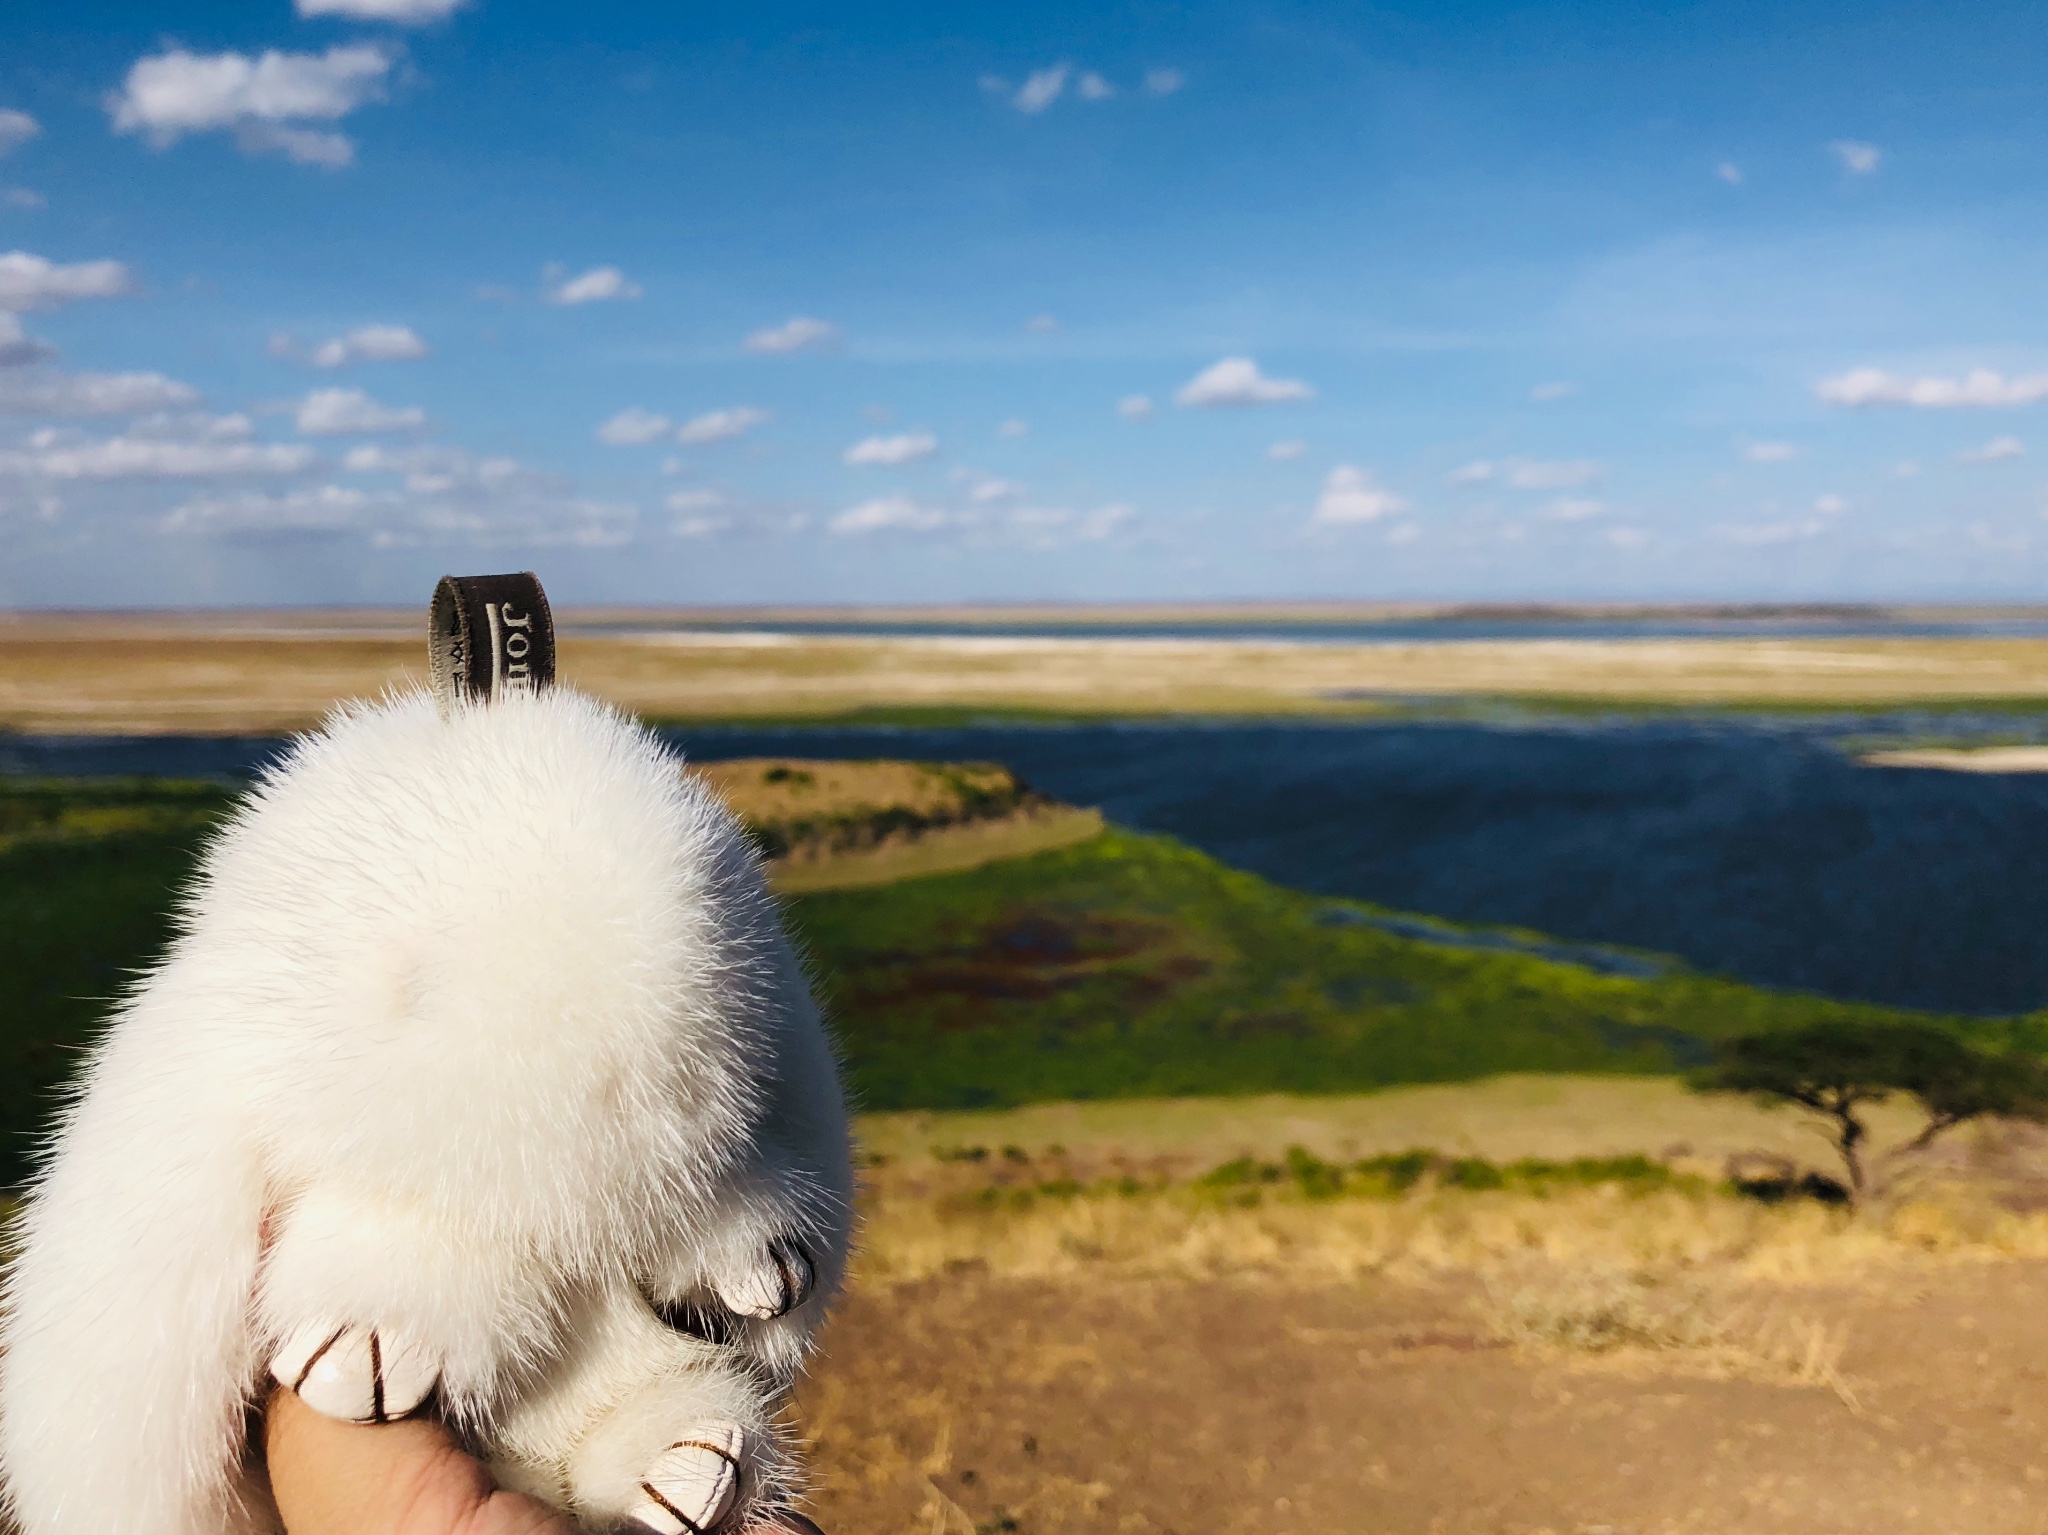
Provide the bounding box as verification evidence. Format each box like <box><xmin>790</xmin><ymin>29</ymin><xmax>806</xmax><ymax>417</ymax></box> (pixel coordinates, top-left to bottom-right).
<box><xmin>266</xmin><ymin>1388</ymin><xmax>830</xmax><ymax>1535</ymax></box>
<box><xmin>266</xmin><ymin>1385</ymin><xmax>573</xmax><ymax>1535</ymax></box>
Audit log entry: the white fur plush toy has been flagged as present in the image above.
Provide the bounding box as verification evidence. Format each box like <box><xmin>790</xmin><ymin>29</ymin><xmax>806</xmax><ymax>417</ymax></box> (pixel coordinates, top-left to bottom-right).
<box><xmin>0</xmin><ymin>573</ymin><xmax>852</xmax><ymax>1535</ymax></box>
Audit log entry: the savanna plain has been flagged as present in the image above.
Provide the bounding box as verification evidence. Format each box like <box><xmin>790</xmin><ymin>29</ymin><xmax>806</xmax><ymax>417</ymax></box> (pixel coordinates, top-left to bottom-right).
<box><xmin>12</xmin><ymin>609</ymin><xmax>2048</xmax><ymax>1535</ymax></box>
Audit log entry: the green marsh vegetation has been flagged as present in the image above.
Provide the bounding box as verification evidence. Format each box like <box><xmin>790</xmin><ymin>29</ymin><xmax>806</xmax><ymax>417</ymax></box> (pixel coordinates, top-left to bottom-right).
<box><xmin>0</xmin><ymin>774</ymin><xmax>2028</xmax><ymax>1190</ymax></box>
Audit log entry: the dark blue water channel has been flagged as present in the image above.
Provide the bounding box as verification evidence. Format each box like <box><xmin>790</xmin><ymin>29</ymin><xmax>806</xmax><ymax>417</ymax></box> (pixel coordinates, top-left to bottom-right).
<box><xmin>9</xmin><ymin>718</ymin><xmax>2048</xmax><ymax>1017</ymax></box>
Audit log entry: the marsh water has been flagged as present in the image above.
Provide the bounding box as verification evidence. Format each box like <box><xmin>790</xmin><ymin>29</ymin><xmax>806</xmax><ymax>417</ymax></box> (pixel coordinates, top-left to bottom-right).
<box><xmin>10</xmin><ymin>715</ymin><xmax>2048</xmax><ymax>1016</ymax></box>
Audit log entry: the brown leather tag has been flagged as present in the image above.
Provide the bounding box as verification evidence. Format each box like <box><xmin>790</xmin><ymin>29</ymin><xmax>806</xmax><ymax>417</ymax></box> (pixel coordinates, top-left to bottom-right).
<box><xmin>429</xmin><ymin>572</ymin><xmax>555</xmax><ymax>713</ymax></box>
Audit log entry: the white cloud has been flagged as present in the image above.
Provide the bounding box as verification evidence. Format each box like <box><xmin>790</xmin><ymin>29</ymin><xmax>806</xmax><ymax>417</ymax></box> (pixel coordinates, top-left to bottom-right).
<box><xmin>332</xmin><ymin>442</ymin><xmax>635</xmax><ymax>546</ymax></box>
<box><xmin>597</xmin><ymin>407</ymin><xmax>671</xmax><ymax>445</ymax></box>
<box><xmin>1961</xmin><ymin>435</ymin><xmax>2026</xmax><ymax>462</ymax></box>
<box><xmin>677</xmin><ymin>406</ymin><xmax>770</xmax><ymax>444</ymax></box>
<box><xmin>1819</xmin><ymin>367</ymin><xmax>2048</xmax><ymax>408</ymax></box>
<box><xmin>296</xmin><ymin>0</ymin><xmax>466</xmax><ymax>21</ymax></box>
<box><xmin>1117</xmin><ymin>394</ymin><xmax>1154</xmax><ymax>420</ymax></box>
<box><xmin>161</xmin><ymin>483</ymin><xmax>370</xmax><ymax>535</ymax></box>
<box><xmin>308</xmin><ymin>323</ymin><xmax>427</xmax><ymax>367</ymax></box>
<box><xmin>1530</xmin><ymin>381</ymin><xmax>1575</xmax><ymax>402</ymax></box>
<box><xmin>0</xmin><ymin>433</ymin><xmax>315</xmax><ymax>479</ymax></box>
<box><xmin>832</xmin><ymin>495</ymin><xmax>950</xmax><ymax>534</ymax></box>
<box><xmin>844</xmin><ymin>431</ymin><xmax>937</xmax><ymax>466</ymax></box>
<box><xmin>0</xmin><ymin>251</ymin><xmax>132</xmax><ymax>311</ymax></box>
<box><xmin>1743</xmin><ymin>441</ymin><xmax>1798</xmax><ymax>463</ymax></box>
<box><xmin>1504</xmin><ymin>458</ymin><xmax>1602</xmax><ymax>489</ymax></box>
<box><xmin>1894</xmin><ymin>459</ymin><xmax>1921</xmax><ymax>478</ymax></box>
<box><xmin>0</xmin><ymin>111</ymin><xmax>40</xmax><ymax>157</ymax></box>
<box><xmin>1312</xmin><ymin>464</ymin><xmax>1405</xmax><ymax>525</ymax></box>
<box><xmin>1830</xmin><ymin>139</ymin><xmax>1882</xmax><ymax>175</ymax></box>
<box><xmin>106</xmin><ymin>45</ymin><xmax>391</xmax><ymax>167</ymax></box>
<box><xmin>1144</xmin><ymin>68</ymin><xmax>1185</xmax><ymax>96</ymax></box>
<box><xmin>1542</xmin><ymin>497</ymin><xmax>1605</xmax><ymax>520</ymax></box>
<box><xmin>0</xmin><ymin>313</ymin><xmax>52</xmax><ymax>368</ymax></box>
<box><xmin>295</xmin><ymin>386</ymin><xmax>425</xmax><ymax>435</ymax></box>
<box><xmin>0</xmin><ymin>369</ymin><xmax>199</xmax><ymax>414</ymax></box>
<box><xmin>1175</xmin><ymin>356</ymin><xmax>1313</xmax><ymax>408</ymax></box>
<box><xmin>1077</xmin><ymin>72</ymin><xmax>1115</xmax><ymax>101</ymax></box>
<box><xmin>1607</xmin><ymin>527</ymin><xmax>1648</xmax><ymax>549</ymax></box>
<box><xmin>1719</xmin><ymin>518</ymin><xmax>1828</xmax><ymax>545</ymax></box>
<box><xmin>997</xmin><ymin>418</ymin><xmax>1029</xmax><ymax>437</ymax></box>
<box><xmin>1014</xmin><ymin>65</ymin><xmax>1070</xmax><ymax>114</ymax></box>
<box><xmin>1815</xmin><ymin>494</ymin><xmax>1848</xmax><ymax>514</ymax></box>
<box><xmin>967</xmin><ymin>475</ymin><xmax>1025</xmax><ymax>503</ymax></box>
<box><xmin>744</xmin><ymin>316</ymin><xmax>839</xmax><ymax>354</ymax></box>
<box><xmin>1447</xmin><ymin>461</ymin><xmax>1494</xmax><ymax>484</ymax></box>
<box><xmin>548</xmin><ymin>266</ymin><xmax>641</xmax><ymax>305</ymax></box>
<box><xmin>1027</xmin><ymin>313</ymin><xmax>1059</xmax><ymax>333</ymax></box>
<box><xmin>1267</xmin><ymin>439</ymin><xmax>1307</xmax><ymax>461</ymax></box>
<box><xmin>3</xmin><ymin>188</ymin><xmax>44</xmax><ymax>209</ymax></box>
<box><xmin>665</xmin><ymin>488</ymin><xmax>730</xmax><ymax>537</ymax></box>
<box><xmin>1716</xmin><ymin>161</ymin><xmax>1743</xmax><ymax>185</ymax></box>
<box><xmin>1385</xmin><ymin>523</ymin><xmax>1420</xmax><ymax>546</ymax></box>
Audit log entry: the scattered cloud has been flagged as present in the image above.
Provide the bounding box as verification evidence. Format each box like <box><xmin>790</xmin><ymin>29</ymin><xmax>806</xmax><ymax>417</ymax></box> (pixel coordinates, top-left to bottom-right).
<box><xmin>844</xmin><ymin>431</ymin><xmax>937</xmax><ymax>466</ymax></box>
<box><xmin>295</xmin><ymin>0</ymin><xmax>466</xmax><ymax>21</ymax></box>
<box><xmin>1607</xmin><ymin>527</ymin><xmax>1648</xmax><ymax>549</ymax></box>
<box><xmin>832</xmin><ymin>495</ymin><xmax>950</xmax><ymax>534</ymax></box>
<box><xmin>1542</xmin><ymin>497</ymin><xmax>1605</xmax><ymax>520</ymax></box>
<box><xmin>1530</xmin><ymin>381</ymin><xmax>1575</xmax><ymax>402</ymax></box>
<box><xmin>161</xmin><ymin>483</ymin><xmax>369</xmax><ymax>535</ymax></box>
<box><xmin>1815</xmin><ymin>494</ymin><xmax>1848</xmax><ymax>514</ymax></box>
<box><xmin>295</xmin><ymin>386</ymin><xmax>425</xmax><ymax>435</ymax></box>
<box><xmin>1144</xmin><ymin>68</ymin><xmax>1185</xmax><ymax>96</ymax></box>
<box><xmin>678</xmin><ymin>406</ymin><xmax>770</xmax><ymax>444</ymax></box>
<box><xmin>1504</xmin><ymin>458</ymin><xmax>1602</xmax><ymax>490</ymax></box>
<box><xmin>0</xmin><ymin>251</ymin><xmax>132</xmax><ymax>311</ymax></box>
<box><xmin>1819</xmin><ymin>367</ymin><xmax>2048</xmax><ymax>408</ymax></box>
<box><xmin>1830</xmin><ymin>139</ymin><xmax>1882</xmax><ymax>175</ymax></box>
<box><xmin>1014</xmin><ymin>65</ymin><xmax>1070</xmax><ymax>114</ymax></box>
<box><xmin>0</xmin><ymin>369</ymin><xmax>199</xmax><ymax>414</ymax></box>
<box><xmin>1027</xmin><ymin>313</ymin><xmax>1059</xmax><ymax>333</ymax></box>
<box><xmin>0</xmin><ymin>111</ymin><xmax>40</xmax><ymax>157</ymax></box>
<box><xmin>1311</xmin><ymin>464</ymin><xmax>1405</xmax><ymax>525</ymax></box>
<box><xmin>1447</xmin><ymin>461</ymin><xmax>1494</xmax><ymax>485</ymax></box>
<box><xmin>547</xmin><ymin>266</ymin><xmax>640</xmax><ymax>305</ymax></box>
<box><xmin>1077</xmin><ymin>72</ymin><xmax>1115</xmax><ymax>101</ymax></box>
<box><xmin>0</xmin><ymin>431</ymin><xmax>314</xmax><ymax>480</ymax></box>
<box><xmin>1742</xmin><ymin>441</ymin><xmax>1798</xmax><ymax>463</ymax></box>
<box><xmin>665</xmin><ymin>488</ymin><xmax>730</xmax><ymax>537</ymax></box>
<box><xmin>1719</xmin><ymin>518</ymin><xmax>1828</xmax><ymax>545</ymax></box>
<box><xmin>1267</xmin><ymin>439</ymin><xmax>1307</xmax><ymax>461</ymax></box>
<box><xmin>1175</xmin><ymin>357</ymin><xmax>1313</xmax><ymax>408</ymax></box>
<box><xmin>969</xmin><ymin>476</ymin><xmax>1026</xmax><ymax>503</ymax></box>
<box><xmin>258</xmin><ymin>321</ymin><xmax>430</xmax><ymax>369</ymax></box>
<box><xmin>0</xmin><ymin>313</ymin><xmax>52</xmax><ymax>368</ymax></box>
<box><xmin>1716</xmin><ymin>161</ymin><xmax>1743</xmax><ymax>185</ymax></box>
<box><xmin>3</xmin><ymin>188</ymin><xmax>44</xmax><ymax>210</ymax></box>
<box><xmin>1961</xmin><ymin>435</ymin><xmax>2026</xmax><ymax>462</ymax></box>
<box><xmin>596</xmin><ymin>406</ymin><xmax>671</xmax><ymax>445</ymax></box>
<box><xmin>334</xmin><ymin>442</ymin><xmax>635</xmax><ymax>546</ymax></box>
<box><xmin>107</xmin><ymin>45</ymin><xmax>392</xmax><ymax>167</ymax></box>
<box><xmin>1117</xmin><ymin>394</ymin><xmax>1154</xmax><ymax>421</ymax></box>
<box><xmin>744</xmin><ymin>316</ymin><xmax>839</xmax><ymax>354</ymax></box>
<box><xmin>997</xmin><ymin>418</ymin><xmax>1029</xmax><ymax>437</ymax></box>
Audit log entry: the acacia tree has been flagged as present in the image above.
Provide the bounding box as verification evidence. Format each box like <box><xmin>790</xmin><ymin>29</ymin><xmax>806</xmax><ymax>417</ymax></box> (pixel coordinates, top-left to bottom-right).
<box><xmin>1695</xmin><ymin>1021</ymin><xmax>2048</xmax><ymax>1201</ymax></box>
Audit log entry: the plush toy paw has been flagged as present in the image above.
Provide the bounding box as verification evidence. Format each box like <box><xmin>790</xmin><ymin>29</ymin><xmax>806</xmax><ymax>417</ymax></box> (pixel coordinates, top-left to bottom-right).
<box><xmin>630</xmin><ymin>1421</ymin><xmax>745</xmax><ymax>1534</ymax></box>
<box><xmin>711</xmin><ymin>1236</ymin><xmax>814</xmax><ymax>1321</ymax></box>
<box><xmin>269</xmin><ymin>1320</ymin><xmax>441</xmax><ymax>1424</ymax></box>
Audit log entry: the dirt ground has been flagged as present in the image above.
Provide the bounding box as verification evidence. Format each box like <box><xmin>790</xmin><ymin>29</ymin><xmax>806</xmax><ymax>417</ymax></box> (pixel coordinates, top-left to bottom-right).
<box><xmin>795</xmin><ymin>1262</ymin><xmax>2048</xmax><ymax>1535</ymax></box>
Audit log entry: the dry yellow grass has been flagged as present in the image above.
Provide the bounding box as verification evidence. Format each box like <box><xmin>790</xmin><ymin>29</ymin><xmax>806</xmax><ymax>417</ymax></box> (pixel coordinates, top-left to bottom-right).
<box><xmin>12</xmin><ymin>611</ymin><xmax>2048</xmax><ymax>732</ymax></box>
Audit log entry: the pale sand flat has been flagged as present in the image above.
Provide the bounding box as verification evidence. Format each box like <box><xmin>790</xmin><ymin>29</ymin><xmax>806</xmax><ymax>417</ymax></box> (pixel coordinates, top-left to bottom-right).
<box><xmin>1861</xmin><ymin>745</ymin><xmax>2048</xmax><ymax>772</ymax></box>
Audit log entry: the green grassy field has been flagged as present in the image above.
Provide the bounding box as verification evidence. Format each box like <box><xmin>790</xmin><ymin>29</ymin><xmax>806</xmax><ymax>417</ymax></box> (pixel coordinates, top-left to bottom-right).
<box><xmin>0</xmin><ymin>775</ymin><xmax>2014</xmax><ymax>1187</ymax></box>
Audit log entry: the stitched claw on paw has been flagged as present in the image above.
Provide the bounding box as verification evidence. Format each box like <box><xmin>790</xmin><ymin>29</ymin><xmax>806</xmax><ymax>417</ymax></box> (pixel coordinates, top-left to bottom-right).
<box><xmin>269</xmin><ymin>1319</ymin><xmax>440</xmax><ymax>1424</ymax></box>
<box><xmin>631</xmin><ymin>1421</ymin><xmax>745</xmax><ymax>1534</ymax></box>
<box><xmin>712</xmin><ymin>1236</ymin><xmax>815</xmax><ymax>1321</ymax></box>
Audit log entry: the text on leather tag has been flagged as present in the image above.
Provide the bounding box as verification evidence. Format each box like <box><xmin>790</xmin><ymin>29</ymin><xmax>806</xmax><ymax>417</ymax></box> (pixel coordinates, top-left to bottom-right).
<box><xmin>429</xmin><ymin>572</ymin><xmax>556</xmax><ymax>712</ymax></box>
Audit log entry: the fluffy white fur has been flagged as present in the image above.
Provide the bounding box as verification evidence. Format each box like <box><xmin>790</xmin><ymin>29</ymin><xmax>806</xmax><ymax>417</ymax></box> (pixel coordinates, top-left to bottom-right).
<box><xmin>0</xmin><ymin>687</ymin><xmax>852</xmax><ymax>1534</ymax></box>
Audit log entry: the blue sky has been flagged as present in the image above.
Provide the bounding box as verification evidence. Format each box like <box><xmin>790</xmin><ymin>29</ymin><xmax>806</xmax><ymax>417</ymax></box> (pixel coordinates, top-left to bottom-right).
<box><xmin>8</xmin><ymin>1</ymin><xmax>2048</xmax><ymax>606</ymax></box>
